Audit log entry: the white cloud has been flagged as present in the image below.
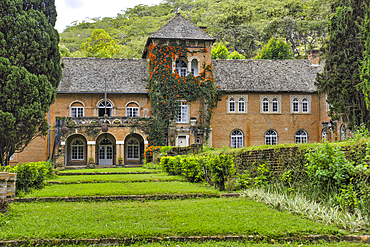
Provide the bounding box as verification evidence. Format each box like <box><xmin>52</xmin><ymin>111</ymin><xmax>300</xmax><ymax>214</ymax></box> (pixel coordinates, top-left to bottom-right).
<box><xmin>55</xmin><ymin>0</ymin><xmax>164</xmax><ymax>33</ymax></box>
<box><xmin>65</xmin><ymin>0</ymin><xmax>83</xmax><ymax>9</ymax></box>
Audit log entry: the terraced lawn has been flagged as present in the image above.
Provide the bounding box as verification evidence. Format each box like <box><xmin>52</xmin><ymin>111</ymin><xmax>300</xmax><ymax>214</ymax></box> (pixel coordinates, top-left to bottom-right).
<box><xmin>57</xmin><ymin>167</ymin><xmax>155</xmax><ymax>174</ymax></box>
<box><xmin>25</xmin><ymin>181</ymin><xmax>219</xmax><ymax>198</ymax></box>
<box><xmin>48</xmin><ymin>173</ymin><xmax>184</xmax><ymax>183</ymax></box>
<box><xmin>2</xmin><ymin>198</ymin><xmax>343</xmax><ymax>240</ymax></box>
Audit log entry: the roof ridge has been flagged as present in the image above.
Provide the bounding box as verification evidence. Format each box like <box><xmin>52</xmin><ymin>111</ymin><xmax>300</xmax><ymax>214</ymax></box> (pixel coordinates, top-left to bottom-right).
<box><xmin>149</xmin><ymin>14</ymin><xmax>178</xmax><ymax>39</ymax></box>
<box><xmin>149</xmin><ymin>13</ymin><xmax>214</xmax><ymax>40</ymax></box>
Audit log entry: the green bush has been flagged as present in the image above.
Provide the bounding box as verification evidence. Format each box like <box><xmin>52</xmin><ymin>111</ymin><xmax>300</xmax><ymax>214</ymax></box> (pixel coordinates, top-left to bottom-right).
<box><xmin>305</xmin><ymin>141</ymin><xmax>355</xmax><ymax>194</ymax></box>
<box><xmin>159</xmin><ymin>156</ymin><xmax>182</xmax><ymax>175</ymax></box>
<box><xmin>159</xmin><ymin>154</ymin><xmax>235</xmax><ymax>191</ymax></box>
<box><xmin>180</xmin><ymin>156</ymin><xmax>204</xmax><ymax>182</ymax></box>
<box><xmin>2</xmin><ymin>161</ymin><xmax>55</xmax><ymax>195</ymax></box>
<box><xmin>208</xmin><ymin>154</ymin><xmax>235</xmax><ymax>191</ymax></box>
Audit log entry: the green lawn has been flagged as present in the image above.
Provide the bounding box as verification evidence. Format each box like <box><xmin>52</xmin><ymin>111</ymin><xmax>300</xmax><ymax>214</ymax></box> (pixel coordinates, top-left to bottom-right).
<box><xmin>25</xmin><ymin>182</ymin><xmax>219</xmax><ymax>198</ymax></box>
<box><xmin>1</xmin><ymin>198</ymin><xmax>343</xmax><ymax>240</ymax></box>
<box><xmin>57</xmin><ymin>167</ymin><xmax>156</xmax><ymax>173</ymax></box>
<box><xmin>48</xmin><ymin>173</ymin><xmax>183</xmax><ymax>183</ymax></box>
<box><xmin>114</xmin><ymin>243</ymin><xmax>370</xmax><ymax>247</ymax></box>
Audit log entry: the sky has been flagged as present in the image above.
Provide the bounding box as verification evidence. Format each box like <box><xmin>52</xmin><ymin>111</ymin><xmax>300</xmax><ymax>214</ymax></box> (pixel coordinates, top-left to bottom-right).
<box><xmin>55</xmin><ymin>0</ymin><xmax>164</xmax><ymax>33</ymax></box>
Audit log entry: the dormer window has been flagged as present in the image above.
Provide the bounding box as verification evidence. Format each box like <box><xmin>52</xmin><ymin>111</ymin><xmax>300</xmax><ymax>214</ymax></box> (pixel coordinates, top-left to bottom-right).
<box><xmin>176</xmin><ymin>58</ymin><xmax>188</xmax><ymax>77</ymax></box>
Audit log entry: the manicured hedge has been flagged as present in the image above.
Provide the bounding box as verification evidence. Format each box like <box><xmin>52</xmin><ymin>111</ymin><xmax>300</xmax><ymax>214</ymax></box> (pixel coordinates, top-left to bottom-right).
<box><xmin>2</xmin><ymin>161</ymin><xmax>55</xmax><ymax>195</ymax></box>
<box><xmin>159</xmin><ymin>154</ymin><xmax>235</xmax><ymax>191</ymax></box>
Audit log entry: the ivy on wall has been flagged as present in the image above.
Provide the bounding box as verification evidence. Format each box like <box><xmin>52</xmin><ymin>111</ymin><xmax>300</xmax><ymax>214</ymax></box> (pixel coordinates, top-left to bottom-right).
<box><xmin>143</xmin><ymin>43</ymin><xmax>221</xmax><ymax>146</ymax></box>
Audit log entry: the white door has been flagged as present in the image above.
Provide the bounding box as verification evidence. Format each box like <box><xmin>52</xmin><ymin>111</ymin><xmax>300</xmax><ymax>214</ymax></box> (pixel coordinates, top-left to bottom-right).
<box><xmin>98</xmin><ymin>139</ymin><xmax>113</xmax><ymax>165</ymax></box>
<box><xmin>178</xmin><ymin>136</ymin><xmax>187</xmax><ymax>147</ymax></box>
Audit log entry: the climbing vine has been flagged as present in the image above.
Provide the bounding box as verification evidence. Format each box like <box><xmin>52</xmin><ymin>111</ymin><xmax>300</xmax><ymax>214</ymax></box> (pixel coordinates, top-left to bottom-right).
<box><xmin>143</xmin><ymin>43</ymin><xmax>220</xmax><ymax>146</ymax></box>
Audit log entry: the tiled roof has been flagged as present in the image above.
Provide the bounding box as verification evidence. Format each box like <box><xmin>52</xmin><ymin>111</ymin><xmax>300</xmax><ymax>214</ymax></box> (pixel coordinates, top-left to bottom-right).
<box><xmin>212</xmin><ymin>59</ymin><xmax>322</xmax><ymax>93</ymax></box>
<box><xmin>149</xmin><ymin>13</ymin><xmax>215</xmax><ymax>41</ymax></box>
<box><xmin>58</xmin><ymin>58</ymin><xmax>149</xmax><ymax>93</ymax></box>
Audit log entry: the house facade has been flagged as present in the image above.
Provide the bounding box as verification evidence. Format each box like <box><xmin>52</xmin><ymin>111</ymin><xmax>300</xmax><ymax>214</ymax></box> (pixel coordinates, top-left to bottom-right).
<box><xmin>9</xmin><ymin>14</ymin><xmax>346</xmax><ymax>167</ymax></box>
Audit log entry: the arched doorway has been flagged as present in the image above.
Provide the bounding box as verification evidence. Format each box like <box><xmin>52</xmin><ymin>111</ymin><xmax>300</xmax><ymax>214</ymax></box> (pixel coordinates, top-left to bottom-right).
<box><xmin>96</xmin><ymin>134</ymin><xmax>116</xmax><ymax>166</ymax></box>
<box><xmin>98</xmin><ymin>138</ymin><xmax>113</xmax><ymax>165</ymax></box>
<box><xmin>65</xmin><ymin>134</ymin><xmax>88</xmax><ymax>166</ymax></box>
<box><xmin>124</xmin><ymin>133</ymin><xmax>144</xmax><ymax>165</ymax></box>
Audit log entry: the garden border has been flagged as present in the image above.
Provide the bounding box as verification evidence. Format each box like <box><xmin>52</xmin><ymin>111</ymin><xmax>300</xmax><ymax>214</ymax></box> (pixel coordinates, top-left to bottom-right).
<box><xmin>10</xmin><ymin>193</ymin><xmax>240</xmax><ymax>203</ymax></box>
<box><xmin>56</xmin><ymin>171</ymin><xmax>159</xmax><ymax>176</ymax></box>
<box><xmin>0</xmin><ymin>234</ymin><xmax>369</xmax><ymax>246</ymax></box>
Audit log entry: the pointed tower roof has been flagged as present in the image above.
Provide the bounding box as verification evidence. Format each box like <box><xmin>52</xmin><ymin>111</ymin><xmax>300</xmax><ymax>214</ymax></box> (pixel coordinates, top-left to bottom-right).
<box><xmin>142</xmin><ymin>13</ymin><xmax>215</xmax><ymax>58</ymax></box>
<box><xmin>150</xmin><ymin>13</ymin><xmax>215</xmax><ymax>41</ymax></box>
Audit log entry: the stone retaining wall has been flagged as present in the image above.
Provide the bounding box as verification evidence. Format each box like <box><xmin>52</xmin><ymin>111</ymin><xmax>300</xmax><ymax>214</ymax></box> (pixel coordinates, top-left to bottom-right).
<box><xmin>0</xmin><ymin>172</ymin><xmax>16</xmax><ymax>200</ymax></box>
<box><xmin>11</xmin><ymin>193</ymin><xmax>239</xmax><ymax>203</ymax></box>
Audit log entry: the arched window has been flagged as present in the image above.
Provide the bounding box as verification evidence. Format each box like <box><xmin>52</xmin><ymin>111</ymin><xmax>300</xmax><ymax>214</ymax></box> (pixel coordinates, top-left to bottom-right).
<box><xmin>272</xmin><ymin>98</ymin><xmax>279</xmax><ymax>112</ymax></box>
<box><xmin>229</xmin><ymin>98</ymin><xmax>235</xmax><ymax>112</ymax></box>
<box><xmin>126</xmin><ymin>102</ymin><xmax>139</xmax><ymax>117</ymax></box>
<box><xmin>295</xmin><ymin>129</ymin><xmax>308</xmax><ymax>143</ymax></box>
<box><xmin>292</xmin><ymin>98</ymin><xmax>299</xmax><ymax>113</ymax></box>
<box><xmin>176</xmin><ymin>58</ymin><xmax>188</xmax><ymax>77</ymax></box>
<box><xmin>238</xmin><ymin>98</ymin><xmax>245</xmax><ymax>112</ymax></box>
<box><xmin>98</xmin><ymin>100</ymin><xmax>113</xmax><ymax>117</ymax></box>
<box><xmin>71</xmin><ymin>139</ymin><xmax>84</xmax><ymax>160</ymax></box>
<box><xmin>127</xmin><ymin>139</ymin><xmax>140</xmax><ymax>160</ymax></box>
<box><xmin>302</xmin><ymin>98</ymin><xmax>308</xmax><ymax>113</ymax></box>
<box><xmin>71</xmin><ymin>102</ymin><xmax>84</xmax><ymax>117</ymax></box>
<box><xmin>262</xmin><ymin>98</ymin><xmax>269</xmax><ymax>112</ymax></box>
<box><xmin>341</xmin><ymin>125</ymin><xmax>346</xmax><ymax>140</ymax></box>
<box><xmin>231</xmin><ymin>130</ymin><xmax>243</xmax><ymax>148</ymax></box>
<box><xmin>265</xmin><ymin>130</ymin><xmax>278</xmax><ymax>145</ymax></box>
<box><xmin>191</xmin><ymin>59</ymin><xmax>198</xmax><ymax>76</ymax></box>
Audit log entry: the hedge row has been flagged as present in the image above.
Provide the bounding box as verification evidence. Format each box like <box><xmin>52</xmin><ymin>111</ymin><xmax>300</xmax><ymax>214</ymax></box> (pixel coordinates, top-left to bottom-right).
<box><xmin>1</xmin><ymin>161</ymin><xmax>55</xmax><ymax>195</ymax></box>
<box><xmin>159</xmin><ymin>154</ymin><xmax>235</xmax><ymax>191</ymax></box>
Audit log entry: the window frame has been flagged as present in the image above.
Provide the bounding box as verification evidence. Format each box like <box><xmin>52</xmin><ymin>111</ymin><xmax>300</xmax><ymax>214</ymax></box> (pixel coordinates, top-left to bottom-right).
<box><xmin>295</xmin><ymin>129</ymin><xmax>308</xmax><ymax>143</ymax></box>
<box><xmin>262</xmin><ymin>98</ymin><xmax>269</xmax><ymax>112</ymax></box>
<box><xmin>292</xmin><ymin>98</ymin><xmax>299</xmax><ymax>113</ymax></box>
<box><xmin>177</xmin><ymin>101</ymin><xmax>188</xmax><ymax>123</ymax></box>
<box><xmin>302</xmin><ymin>98</ymin><xmax>309</xmax><ymax>113</ymax></box>
<box><xmin>71</xmin><ymin>139</ymin><xmax>84</xmax><ymax>161</ymax></box>
<box><xmin>272</xmin><ymin>98</ymin><xmax>279</xmax><ymax>112</ymax></box>
<box><xmin>126</xmin><ymin>107</ymin><xmax>139</xmax><ymax>117</ymax></box>
<box><xmin>98</xmin><ymin>100</ymin><xmax>113</xmax><ymax>117</ymax></box>
<box><xmin>265</xmin><ymin>130</ymin><xmax>278</xmax><ymax>145</ymax></box>
<box><xmin>231</xmin><ymin>130</ymin><xmax>243</xmax><ymax>148</ymax></box>
<box><xmin>229</xmin><ymin>98</ymin><xmax>236</xmax><ymax>113</ymax></box>
<box><xmin>127</xmin><ymin>139</ymin><xmax>140</xmax><ymax>160</ymax></box>
<box><xmin>71</xmin><ymin>106</ymin><xmax>84</xmax><ymax>117</ymax></box>
<box><xmin>176</xmin><ymin>58</ymin><xmax>188</xmax><ymax>77</ymax></box>
<box><xmin>238</xmin><ymin>98</ymin><xmax>245</xmax><ymax>113</ymax></box>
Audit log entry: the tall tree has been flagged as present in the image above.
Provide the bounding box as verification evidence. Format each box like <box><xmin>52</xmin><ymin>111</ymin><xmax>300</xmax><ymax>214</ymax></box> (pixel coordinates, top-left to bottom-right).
<box><xmin>255</xmin><ymin>37</ymin><xmax>293</xmax><ymax>60</ymax></box>
<box><xmin>316</xmin><ymin>0</ymin><xmax>369</xmax><ymax>129</ymax></box>
<box><xmin>0</xmin><ymin>0</ymin><xmax>62</xmax><ymax>165</ymax></box>
<box><xmin>214</xmin><ymin>1</ymin><xmax>258</xmax><ymax>57</ymax></box>
<box><xmin>359</xmin><ymin>2</ymin><xmax>370</xmax><ymax>107</ymax></box>
<box><xmin>81</xmin><ymin>29</ymin><xmax>121</xmax><ymax>58</ymax></box>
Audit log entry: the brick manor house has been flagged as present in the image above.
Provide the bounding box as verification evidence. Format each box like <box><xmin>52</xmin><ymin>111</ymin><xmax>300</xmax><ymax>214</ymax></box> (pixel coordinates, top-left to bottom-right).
<box><xmin>10</xmin><ymin>14</ymin><xmax>345</xmax><ymax>167</ymax></box>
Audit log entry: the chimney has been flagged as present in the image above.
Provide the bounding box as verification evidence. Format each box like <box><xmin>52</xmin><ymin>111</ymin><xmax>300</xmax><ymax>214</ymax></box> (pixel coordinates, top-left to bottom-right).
<box><xmin>308</xmin><ymin>49</ymin><xmax>320</xmax><ymax>65</ymax></box>
<box><xmin>199</xmin><ymin>26</ymin><xmax>207</xmax><ymax>32</ymax></box>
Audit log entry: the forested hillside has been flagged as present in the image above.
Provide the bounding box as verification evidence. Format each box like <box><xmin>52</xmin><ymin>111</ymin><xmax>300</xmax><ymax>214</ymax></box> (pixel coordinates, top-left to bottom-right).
<box><xmin>59</xmin><ymin>0</ymin><xmax>331</xmax><ymax>59</ymax></box>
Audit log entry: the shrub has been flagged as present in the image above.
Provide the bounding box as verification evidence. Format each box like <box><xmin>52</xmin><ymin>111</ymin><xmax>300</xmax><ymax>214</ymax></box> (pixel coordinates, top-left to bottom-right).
<box><xmin>305</xmin><ymin>141</ymin><xmax>355</xmax><ymax>194</ymax></box>
<box><xmin>208</xmin><ymin>154</ymin><xmax>236</xmax><ymax>191</ymax></box>
<box><xmin>2</xmin><ymin>161</ymin><xmax>54</xmax><ymax>195</ymax></box>
<box><xmin>180</xmin><ymin>156</ymin><xmax>204</xmax><ymax>182</ymax></box>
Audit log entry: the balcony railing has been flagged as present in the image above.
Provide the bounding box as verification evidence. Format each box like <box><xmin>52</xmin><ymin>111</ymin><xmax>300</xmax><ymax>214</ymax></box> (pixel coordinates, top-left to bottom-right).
<box><xmin>55</xmin><ymin>116</ymin><xmax>151</xmax><ymax>127</ymax></box>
